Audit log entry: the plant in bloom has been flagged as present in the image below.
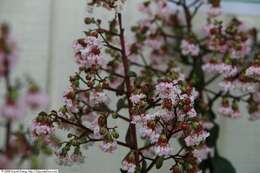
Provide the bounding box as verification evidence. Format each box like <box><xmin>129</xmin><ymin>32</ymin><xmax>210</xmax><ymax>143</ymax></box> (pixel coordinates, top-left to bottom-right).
<box><xmin>130</xmin><ymin>0</ymin><xmax>259</xmax><ymax>172</ymax></box>
<box><xmin>0</xmin><ymin>23</ymin><xmax>50</xmax><ymax>168</ymax></box>
<box><xmin>33</xmin><ymin>0</ymin><xmax>259</xmax><ymax>173</ymax></box>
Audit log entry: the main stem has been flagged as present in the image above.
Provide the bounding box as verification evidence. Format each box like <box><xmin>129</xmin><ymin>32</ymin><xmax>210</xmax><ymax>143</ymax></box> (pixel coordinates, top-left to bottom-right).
<box><xmin>3</xmin><ymin>46</ymin><xmax>12</xmax><ymax>151</ymax></box>
<box><xmin>118</xmin><ymin>13</ymin><xmax>139</xmax><ymax>166</ymax></box>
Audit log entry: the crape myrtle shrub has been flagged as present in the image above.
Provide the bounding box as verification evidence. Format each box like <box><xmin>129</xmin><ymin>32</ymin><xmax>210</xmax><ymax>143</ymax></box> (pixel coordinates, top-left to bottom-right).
<box><xmin>33</xmin><ymin>0</ymin><xmax>260</xmax><ymax>172</ymax></box>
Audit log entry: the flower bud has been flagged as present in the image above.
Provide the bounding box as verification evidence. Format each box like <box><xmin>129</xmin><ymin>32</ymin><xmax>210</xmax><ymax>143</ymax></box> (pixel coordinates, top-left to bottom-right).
<box><xmin>112</xmin><ymin>112</ymin><xmax>118</xmax><ymax>119</ymax></box>
<box><xmin>84</xmin><ymin>17</ymin><xmax>94</xmax><ymax>24</ymax></box>
<box><xmin>100</xmin><ymin>127</ymin><xmax>108</xmax><ymax>136</ymax></box>
<box><xmin>111</xmin><ymin>129</ymin><xmax>119</xmax><ymax>139</ymax></box>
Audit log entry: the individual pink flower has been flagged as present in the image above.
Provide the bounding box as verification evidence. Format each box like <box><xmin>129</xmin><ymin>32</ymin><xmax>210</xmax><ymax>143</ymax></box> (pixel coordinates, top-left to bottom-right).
<box><xmin>121</xmin><ymin>160</ymin><xmax>136</xmax><ymax>173</ymax></box>
<box><xmin>159</xmin><ymin>110</ymin><xmax>175</xmax><ymax>122</ymax></box>
<box><xmin>138</xmin><ymin>19</ymin><xmax>157</xmax><ymax>35</ymax></box>
<box><xmin>138</xmin><ymin>2</ymin><xmax>151</xmax><ymax>15</ymax></box>
<box><xmin>181</xmin><ymin>39</ymin><xmax>200</xmax><ymax>56</ymax></box>
<box><xmin>155</xmin><ymin>1</ymin><xmax>175</xmax><ymax>21</ymax></box>
<box><xmin>144</xmin><ymin>38</ymin><xmax>163</xmax><ymax>50</ymax></box>
<box><xmin>202</xmin><ymin>121</ymin><xmax>214</xmax><ymax>130</ymax></box>
<box><xmin>55</xmin><ymin>152</ymin><xmax>73</xmax><ymax>166</ymax></box>
<box><xmin>130</xmin><ymin>93</ymin><xmax>146</xmax><ymax>105</ymax></box>
<box><xmin>89</xmin><ymin>91</ymin><xmax>109</xmax><ymax>106</ymax></box>
<box><xmin>202</xmin><ymin>62</ymin><xmax>219</xmax><ymax>74</ymax></box>
<box><xmin>218</xmin><ymin>63</ymin><xmax>238</xmax><ymax>77</ymax></box>
<box><xmin>207</xmin><ymin>6</ymin><xmax>221</xmax><ymax>18</ymax></box>
<box><xmin>153</xmin><ymin>144</ymin><xmax>173</xmax><ymax>156</ymax></box>
<box><xmin>192</xmin><ymin>146</ymin><xmax>213</xmax><ymax>163</ymax></box>
<box><xmin>218</xmin><ymin>104</ymin><xmax>233</xmax><ymax>116</ymax></box>
<box><xmin>219</xmin><ymin>80</ymin><xmax>235</xmax><ymax>92</ymax></box>
<box><xmin>184</xmin><ymin>130</ymin><xmax>209</xmax><ymax>147</ymax></box>
<box><xmin>246</xmin><ymin>65</ymin><xmax>260</xmax><ymax>78</ymax></box>
<box><xmin>207</xmin><ymin>38</ymin><xmax>228</xmax><ymax>53</ymax></box>
<box><xmin>63</xmin><ymin>87</ymin><xmax>78</xmax><ymax>113</ymax></box>
<box><xmin>230</xmin><ymin>44</ymin><xmax>251</xmax><ymax>59</ymax></box>
<box><xmin>153</xmin><ymin>136</ymin><xmax>173</xmax><ymax>157</ymax></box>
<box><xmin>99</xmin><ymin>140</ymin><xmax>118</xmax><ymax>153</ymax></box>
<box><xmin>70</xmin><ymin>153</ymin><xmax>85</xmax><ymax>164</ymax></box>
<box><xmin>139</xmin><ymin>116</ymin><xmax>162</xmax><ymax>143</ymax></box>
<box><xmin>140</xmin><ymin>125</ymin><xmax>161</xmax><ymax>144</ymax></box>
<box><xmin>203</xmin><ymin>23</ymin><xmax>225</xmax><ymax>36</ymax></box>
<box><xmin>31</xmin><ymin>120</ymin><xmax>54</xmax><ymax>139</ymax></box>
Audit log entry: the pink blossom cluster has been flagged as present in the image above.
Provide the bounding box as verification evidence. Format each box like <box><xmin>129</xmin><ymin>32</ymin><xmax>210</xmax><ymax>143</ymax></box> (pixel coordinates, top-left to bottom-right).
<box><xmin>217</xmin><ymin>98</ymin><xmax>240</xmax><ymax>119</ymax></box>
<box><xmin>121</xmin><ymin>154</ymin><xmax>136</xmax><ymax>173</ymax></box>
<box><xmin>31</xmin><ymin>119</ymin><xmax>54</xmax><ymax>139</ymax></box>
<box><xmin>246</xmin><ymin>64</ymin><xmax>260</xmax><ymax>79</ymax></box>
<box><xmin>121</xmin><ymin>160</ymin><xmax>136</xmax><ymax>173</ymax></box>
<box><xmin>203</xmin><ymin>18</ymin><xmax>252</xmax><ymax>58</ymax></box>
<box><xmin>219</xmin><ymin>79</ymin><xmax>258</xmax><ymax>93</ymax></box>
<box><xmin>55</xmin><ymin>151</ymin><xmax>85</xmax><ymax>166</ymax></box>
<box><xmin>181</xmin><ymin>39</ymin><xmax>200</xmax><ymax>57</ymax></box>
<box><xmin>192</xmin><ymin>145</ymin><xmax>213</xmax><ymax>163</ymax></box>
<box><xmin>202</xmin><ymin>62</ymin><xmax>238</xmax><ymax>78</ymax></box>
<box><xmin>184</xmin><ymin>130</ymin><xmax>209</xmax><ymax>147</ymax></box>
<box><xmin>73</xmin><ymin>36</ymin><xmax>105</xmax><ymax>70</ymax></box>
<box><xmin>138</xmin><ymin>0</ymin><xmax>176</xmax><ymax>22</ymax></box>
<box><xmin>0</xmin><ymin>85</ymin><xmax>49</xmax><ymax>120</ymax></box>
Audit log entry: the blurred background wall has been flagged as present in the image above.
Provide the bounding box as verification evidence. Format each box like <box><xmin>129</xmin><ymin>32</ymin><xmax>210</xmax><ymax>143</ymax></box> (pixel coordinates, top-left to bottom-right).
<box><xmin>0</xmin><ymin>0</ymin><xmax>260</xmax><ymax>172</ymax></box>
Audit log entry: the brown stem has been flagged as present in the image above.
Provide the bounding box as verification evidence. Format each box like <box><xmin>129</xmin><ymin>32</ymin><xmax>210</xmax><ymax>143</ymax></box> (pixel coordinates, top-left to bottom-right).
<box><xmin>205</xmin><ymin>74</ymin><xmax>220</xmax><ymax>86</ymax></box>
<box><xmin>3</xmin><ymin>41</ymin><xmax>12</xmax><ymax>151</ymax></box>
<box><xmin>145</xmin><ymin>157</ymin><xmax>158</xmax><ymax>173</ymax></box>
<box><xmin>55</xmin><ymin>113</ymin><xmax>131</xmax><ymax>149</ymax></box>
<box><xmin>182</xmin><ymin>0</ymin><xmax>192</xmax><ymax>32</ymax></box>
<box><xmin>118</xmin><ymin>13</ymin><xmax>139</xmax><ymax>166</ymax></box>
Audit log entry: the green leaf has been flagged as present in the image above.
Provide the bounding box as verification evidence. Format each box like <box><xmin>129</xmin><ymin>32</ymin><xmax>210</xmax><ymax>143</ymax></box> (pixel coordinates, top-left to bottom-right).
<box><xmin>117</xmin><ymin>98</ymin><xmax>126</xmax><ymax>111</ymax></box>
<box><xmin>120</xmin><ymin>170</ymin><xmax>127</xmax><ymax>173</ymax></box>
<box><xmin>128</xmin><ymin>71</ymin><xmax>137</xmax><ymax>78</ymax></box>
<box><xmin>141</xmin><ymin>159</ymin><xmax>147</xmax><ymax>172</ymax></box>
<box><xmin>212</xmin><ymin>156</ymin><xmax>236</xmax><ymax>173</ymax></box>
<box><xmin>155</xmin><ymin>156</ymin><xmax>164</xmax><ymax>169</ymax></box>
<box><xmin>38</xmin><ymin>111</ymin><xmax>48</xmax><ymax>117</ymax></box>
<box><xmin>206</xmin><ymin>123</ymin><xmax>219</xmax><ymax>147</ymax></box>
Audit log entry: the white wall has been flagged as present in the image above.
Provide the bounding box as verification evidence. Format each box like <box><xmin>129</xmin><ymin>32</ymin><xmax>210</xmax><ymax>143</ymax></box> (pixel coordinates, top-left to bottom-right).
<box><xmin>0</xmin><ymin>0</ymin><xmax>260</xmax><ymax>172</ymax></box>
